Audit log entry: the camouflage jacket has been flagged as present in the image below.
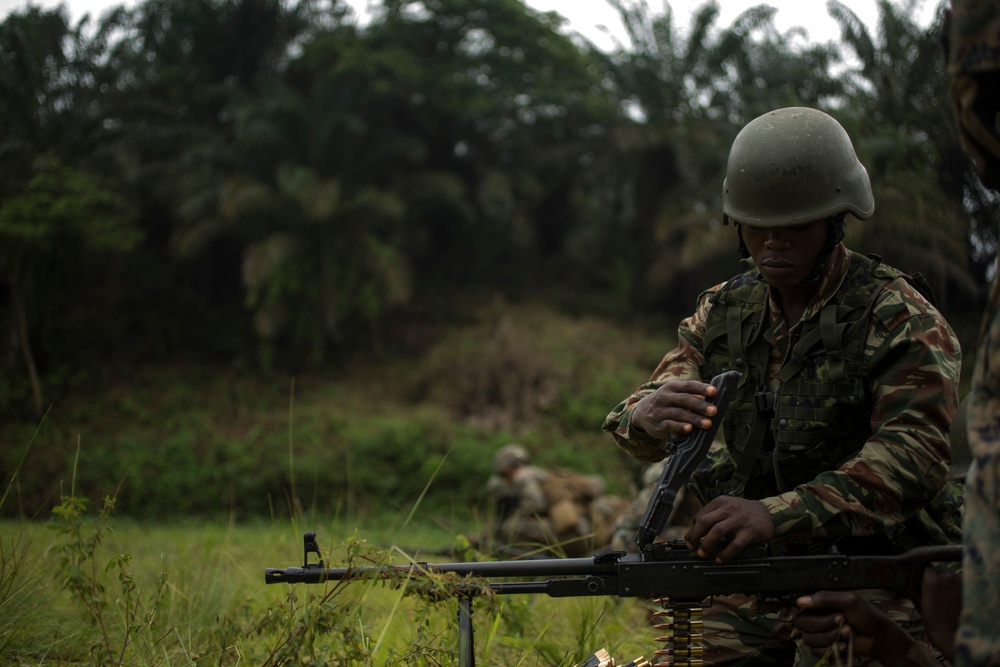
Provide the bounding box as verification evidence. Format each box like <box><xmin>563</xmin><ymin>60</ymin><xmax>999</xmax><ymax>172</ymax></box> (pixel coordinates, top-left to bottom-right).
<box><xmin>947</xmin><ymin>1</ymin><xmax>1000</xmax><ymax>663</ymax></box>
<box><xmin>946</xmin><ymin>0</ymin><xmax>1000</xmax><ymax>74</ymax></box>
<box><xmin>958</xmin><ymin>274</ymin><xmax>1000</xmax><ymax>667</ymax></box>
<box><xmin>945</xmin><ymin>0</ymin><xmax>1000</xmax><ymax>192</ymax></box>
<box><xmin>603</xmin><ymin>245</ymin><xmax>963</xmax><ymax>549</ymax></box>
<box><xmin>489</xmin><ymin>465</ymin><xmax>550</xmax><ymax>520</ymax></box>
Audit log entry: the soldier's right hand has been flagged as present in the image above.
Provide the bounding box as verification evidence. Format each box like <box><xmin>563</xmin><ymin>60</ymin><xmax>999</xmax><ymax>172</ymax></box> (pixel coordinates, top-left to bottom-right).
<box><xmin>630</xmin><ymin>380</ymin><xmax>718</xmax><ymax>440</ymax></box>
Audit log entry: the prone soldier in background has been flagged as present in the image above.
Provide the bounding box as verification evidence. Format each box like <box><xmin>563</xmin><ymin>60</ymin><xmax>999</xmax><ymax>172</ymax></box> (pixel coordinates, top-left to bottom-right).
<box><xmin>484</xmin><ymin>443</ymin><xmax>626</xmax><ymax>558</ymax></box>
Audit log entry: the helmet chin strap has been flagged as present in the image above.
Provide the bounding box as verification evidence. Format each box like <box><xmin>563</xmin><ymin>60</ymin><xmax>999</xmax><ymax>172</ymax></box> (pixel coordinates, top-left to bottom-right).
<box><xmin>737</xmin><ymin>214</ymin><xmax>847</xmax><ymax>287</ymax></box>
<box><xmin>737</xmin><ymin>225</ymin><xmax>751</xmax><ymax>260</ymax></box>
<box><xmin>799</xmin><ymin>215</ymin><xmax>846</xmax><ymax>286</ymax></box>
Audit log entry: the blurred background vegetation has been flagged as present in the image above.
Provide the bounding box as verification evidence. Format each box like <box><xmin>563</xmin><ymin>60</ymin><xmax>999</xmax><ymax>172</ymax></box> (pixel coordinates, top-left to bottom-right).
<box><xmin>1</xmin><ymin>0</ymin><xmax>995</xmax><ymax>523</ymax></box>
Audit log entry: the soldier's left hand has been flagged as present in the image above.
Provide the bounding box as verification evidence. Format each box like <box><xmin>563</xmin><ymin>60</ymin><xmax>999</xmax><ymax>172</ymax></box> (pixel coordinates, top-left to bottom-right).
<box><xmin>684</xmin><ymin>496</ymin><xmax>775</xmax><ymax>564</ymax></box>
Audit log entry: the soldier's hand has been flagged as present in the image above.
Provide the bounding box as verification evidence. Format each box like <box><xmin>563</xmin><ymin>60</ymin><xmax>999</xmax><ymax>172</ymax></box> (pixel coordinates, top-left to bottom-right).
<box><xmin>631</xmin><ymin>380</ymin><xmax>718</xmax><ymax>440</ymax></box>
<box><xmin>792</xmin><ymin>591</ymin><xmax>917</xmax><ymax>661</ymax></box>
<box><xmin>684</xmin><ymin>496</ymin><xmax>774</xmax><ymax>563</ymax></box>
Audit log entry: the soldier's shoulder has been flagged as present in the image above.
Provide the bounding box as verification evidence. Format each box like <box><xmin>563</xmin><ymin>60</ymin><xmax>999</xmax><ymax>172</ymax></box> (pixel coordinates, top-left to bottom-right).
<box><xmin>868</xmin><ymin>272</ymin><xmax>938</xmax><ymax>317</ymax></box>
<box><xmin>864</xmin><ymin>274</ymin><xmax>960</xmax><ymax>347</ymax></box>
<box><xmin>526</xmin><ymin>465</ymin><xmax>549</xmax><ymax>480</ymax></box>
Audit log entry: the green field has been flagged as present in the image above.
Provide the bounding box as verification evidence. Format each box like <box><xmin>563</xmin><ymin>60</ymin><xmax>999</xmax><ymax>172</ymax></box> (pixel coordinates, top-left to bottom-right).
<box><xmin>0</xmin><ymin>514</ymin><xmax>662</xmax><ymax>666</ymax></box>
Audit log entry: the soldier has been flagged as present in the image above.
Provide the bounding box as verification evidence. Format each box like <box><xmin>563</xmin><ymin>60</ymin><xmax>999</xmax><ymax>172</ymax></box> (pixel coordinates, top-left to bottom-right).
<box><xmin>947</xmin><ymin>2</ymin><xmax>1000</xmax><ymax>664</ymax></box>
<box><xmin>795</xmin><ymin>2</ymin><xmax>1000</xmax><ymax>665</ymax></box>
<box><xmin>484</xmin><ymin>443</ymin><xmax>621</xmax><ymax>557</ymax></box>
<box><xmin>603</xmin><ymin>106</ymin><xmax>964</xmax><ymax>664</ymax></box>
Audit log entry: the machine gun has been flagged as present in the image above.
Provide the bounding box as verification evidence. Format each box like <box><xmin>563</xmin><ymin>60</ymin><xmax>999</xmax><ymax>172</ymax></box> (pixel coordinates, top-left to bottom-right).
<box><xmin>264</xmin><ymin>370</ymin><xmax>961</xmax><ymax>665</ymax></box>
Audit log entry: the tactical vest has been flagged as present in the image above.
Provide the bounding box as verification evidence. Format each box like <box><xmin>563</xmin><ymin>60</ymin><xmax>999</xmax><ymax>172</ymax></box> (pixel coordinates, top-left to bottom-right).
<box><xmin>695</xmin><ymin>252</ymin><xmax>960</xmax><ymax>553</ymax></box>
<box><xmin>700</xmin><ymin>252</ymin><xmax>903</xmax><ymax>497</ymax></box>
<box><xmin>696</xmin><ymin>253</ymin><xmax>960</xmax><ymax>553</ymax></box>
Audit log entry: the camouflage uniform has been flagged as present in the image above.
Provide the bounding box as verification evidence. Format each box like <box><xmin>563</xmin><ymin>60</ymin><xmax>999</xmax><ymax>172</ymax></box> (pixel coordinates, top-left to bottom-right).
<box><xmin>604</xmin><ymin>242</ymin><xmax>963</xmax><ymax>664</ymax></box>
<box><xmin>946</xmin><ymin>2</ymin><xmax>1000</xmax><ymax>665</ymax></box>
<box><xmin>486</xmin><ymin>463</ymin><xmax>618</xmax><ymax>557</ymax></box>
<box><xmin>487</xmin><ymin>464</ymin><xmax>556</xmax><ymax>544</ymax></box>
<box><xmin>956</xmin><ymin>287</ymin><xmax>1000</xmax><ymax>667</ymax></box>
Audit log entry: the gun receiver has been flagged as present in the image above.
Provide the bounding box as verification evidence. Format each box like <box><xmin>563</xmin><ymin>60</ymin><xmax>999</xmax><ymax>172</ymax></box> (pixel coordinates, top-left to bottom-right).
<box><xmin>266</xmin><ymin>539</ymin><xmax>959</xmax><ymax>605</ymax></box>
<box><xmin>265</xmin><ymin>535</ymin><xmax>959</xmax><ymax>667</ymax></box>
<box><xmin>634</xmin><ymin>369</ymin><xmax>740</xmax><ymax>551</ymax></box>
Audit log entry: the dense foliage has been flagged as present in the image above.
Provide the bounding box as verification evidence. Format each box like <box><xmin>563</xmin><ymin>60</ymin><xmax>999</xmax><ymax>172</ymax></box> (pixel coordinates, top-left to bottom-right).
<box><xmin>1</xmin><ymin>0</ymin><xmax>994</xmax><ymax>520</ymax></box>
<box><xmin>2</xmin><ymin>300</ymin><xmax>666</xmax><ymax>519</ymax></box>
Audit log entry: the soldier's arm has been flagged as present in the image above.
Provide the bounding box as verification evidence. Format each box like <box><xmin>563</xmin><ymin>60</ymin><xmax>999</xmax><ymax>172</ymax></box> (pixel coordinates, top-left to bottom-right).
<box><xmin>795</xmin><ymin>567</ymin><xmax>958</xmax><ymax>665</ymax></box>
<box><xmin>602</xmin><ymin>285</ymin><xmax>719</xmax><ymax>462</ymax></box>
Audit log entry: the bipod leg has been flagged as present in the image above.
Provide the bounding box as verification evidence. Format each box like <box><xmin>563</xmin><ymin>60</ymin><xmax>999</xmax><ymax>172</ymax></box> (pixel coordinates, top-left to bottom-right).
<box><xmin>458</xmin><ymin>593</ymin><xmax>475</xmax><ymax>667</ymax></box>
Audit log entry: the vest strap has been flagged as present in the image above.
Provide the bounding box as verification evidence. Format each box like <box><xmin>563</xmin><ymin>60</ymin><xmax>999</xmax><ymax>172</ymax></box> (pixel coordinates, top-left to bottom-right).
<box><xmin>731</xmin><ymin>389</ymin><xmax>775</xmax><ymax>494</ymax></box>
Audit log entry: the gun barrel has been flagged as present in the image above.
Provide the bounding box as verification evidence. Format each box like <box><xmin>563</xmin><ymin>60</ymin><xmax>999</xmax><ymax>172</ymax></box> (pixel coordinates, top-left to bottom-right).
<box><xmin>265</xmin><ymin>555</ymin><xmax>618</xmax><ymax>585</ymax></box>
<box><xmin>265</xmin><ymin>544</ymin><xmax>962</xmax><ymax>604</ymax></box>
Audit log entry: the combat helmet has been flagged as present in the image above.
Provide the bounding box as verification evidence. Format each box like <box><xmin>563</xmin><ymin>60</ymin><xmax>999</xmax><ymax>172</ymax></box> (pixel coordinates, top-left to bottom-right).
<box><xmin>493</xmin><ymin>443</ymin><xmax>529</xmax><ymax>474</ymax></box>
<box><xmin>722</xmin><ymin>107</ymin><xmax>875</xmax><ymax>228</ymax></box>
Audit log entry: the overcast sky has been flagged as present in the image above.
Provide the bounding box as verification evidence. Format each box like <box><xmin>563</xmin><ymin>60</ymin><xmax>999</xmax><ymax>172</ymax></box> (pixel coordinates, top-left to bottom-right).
<box><xmin>538</xmin><ymin>0</ymin><xmax>942</xmax><ymax>50</ymax></box>
<box><xmin>1</xmin><ymin>0</ymin><xmax>944</xmax><ymax>50</ymax></box>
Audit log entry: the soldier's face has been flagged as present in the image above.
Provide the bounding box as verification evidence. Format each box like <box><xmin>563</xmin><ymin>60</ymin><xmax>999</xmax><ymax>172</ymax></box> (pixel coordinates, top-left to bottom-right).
<box><xmin>741</xmin><ymin>219</ymin><xmax>829</xmax><ymax>289</ymax></box>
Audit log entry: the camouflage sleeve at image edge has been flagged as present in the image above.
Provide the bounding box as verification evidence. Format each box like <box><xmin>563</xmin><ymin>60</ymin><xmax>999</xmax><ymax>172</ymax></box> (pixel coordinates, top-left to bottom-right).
<box><xmin>947</xmin><ymin>1</ymin><xmax>1000</xmax><ymax>664</ymax></box>
<box><xmin>956</xmin><ymin>279</ymin><xmax>1000</xmax><ymax>667</ymax></box>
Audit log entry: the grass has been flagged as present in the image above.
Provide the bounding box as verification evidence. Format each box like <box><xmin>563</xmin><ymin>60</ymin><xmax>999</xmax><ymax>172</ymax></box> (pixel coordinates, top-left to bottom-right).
<box><xmin>0</xmin><ymin>295</ymin><xmax>675</xmax><ymax>665</ymax></box>
<box><xmin>0</xmin><ymin>515</ymin><xmax>662</xmax><ymax>666</ymax></box>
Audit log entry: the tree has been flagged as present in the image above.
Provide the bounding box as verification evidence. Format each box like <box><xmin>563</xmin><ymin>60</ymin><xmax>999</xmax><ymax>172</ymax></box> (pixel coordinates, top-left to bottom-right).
<box><xmin>597</xmin><ymin>1</ymin><xmax>843</xmax><ymax>313</ymax></box>
<box><xmin>829</xmin><ymin>0</ymin><xmax>981</xmax><ymax>309</ymax></box>
<box><xmin>0</xmin><ymin>157</ymin><xmax>138</xmax><ymax>416</ymax></box>
<box><xmin>0</xmin><ymin>6</ymin><xmax>144</xmax><ymax>415</ymax></box>
<box><xmin>144</xmin><ymin>0</ymin><xmax>625</xmax><ymax>366</ymax></box>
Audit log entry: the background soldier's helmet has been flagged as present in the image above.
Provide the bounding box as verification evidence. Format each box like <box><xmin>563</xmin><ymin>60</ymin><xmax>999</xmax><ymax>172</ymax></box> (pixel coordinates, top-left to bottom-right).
<box><xmin>493</xmin><ymin>443</ymin><xmax>529</xmax><ymax>474</ymax></box>
<box><xmin>722</xmin><ymin>107</ymin><xmax>875</xmax><ymax>228</ymax></box>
